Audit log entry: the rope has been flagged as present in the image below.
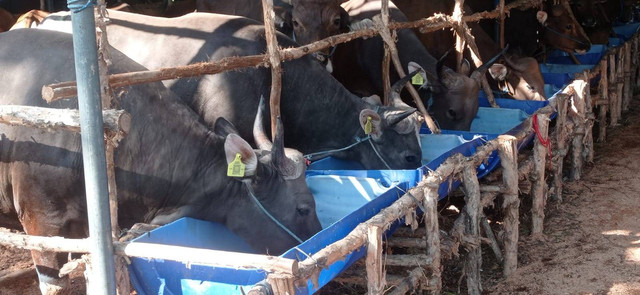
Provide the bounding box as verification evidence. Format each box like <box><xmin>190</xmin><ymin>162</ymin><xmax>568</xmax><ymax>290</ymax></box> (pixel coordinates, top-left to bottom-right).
<box><xmin>303</xmin><ymin>135</ymin><xmax>371</xmax><ymax>161</ymax></box>
<box><xmin>367</xmin><ymin>137</ymin><xmax>392</xmax><ymax>170</ymax></box>
<box><xmin>68</xmin><ymin>0</ymin><xmax>96</xmax><ymax>13</ymax></box>
<box><xmin>533</xmin><ymin>114</ymin><xmax>552</xmax><ymax>167</ymax></box>
<box><xmin>544</xmin><ymin>26</ymin><xmax>591</xmax><ymax>48</ymax></box>
<box><xmin>243</xmin><ymin>182</ymin><xmax>304</xmax><ymax>244</ymax></box>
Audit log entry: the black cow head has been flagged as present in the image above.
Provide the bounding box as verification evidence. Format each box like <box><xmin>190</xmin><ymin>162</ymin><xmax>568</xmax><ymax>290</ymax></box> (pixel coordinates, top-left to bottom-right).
<box><xmin>353</xmin><ymin>74</ymin><xmax>423</xmax><ymax>169</ymax></box>
<box><xmin>488</xmin><ymin>56</ymin><xmax>547</xmax><ymax>101</ymax></box>
<box><xmin>537</xmin><ymin>1</ymin><xmax>592</xmax><ymax>53</ymax></box>
<box><xmin>406</xmin><ymin>48</ymin><xmax>506</xmax><ymax>131</ymax></box>
<box><xmin>215</xmin><ymin>100</ymin><xmax>321</xmax><ymax>254</ymax></box>
<box><xmin>571</xmin><ymin>0</ymin><xmax>599</xmax><ymax>27</ymax></box>
<box><xmin>281</xmin><ymin>0</ymin><xmax>350</xmax><ymax>46</ymax></box>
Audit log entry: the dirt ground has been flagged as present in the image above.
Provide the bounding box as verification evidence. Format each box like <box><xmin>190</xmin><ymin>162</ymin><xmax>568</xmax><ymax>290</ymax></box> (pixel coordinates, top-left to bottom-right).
<box><xmin>2</xmin><ymin>101</ymin><xmax>640</xmax><ymax>294</ymax></box>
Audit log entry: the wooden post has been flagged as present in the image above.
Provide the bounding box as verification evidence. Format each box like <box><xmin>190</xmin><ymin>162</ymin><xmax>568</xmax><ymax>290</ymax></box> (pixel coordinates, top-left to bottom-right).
<box><xmin>616</xmin><ymin>47</ymin><xmax>625</xmax><ymax>116</ymax></box>
<box><xmin>366</xmin><ymin>225</ymin><xmax>385</xmax><ymax>295</ymax></box>
<box><xmin>267</xmin><ymin>274</ymin><xmax>296</xmax><ymax>295</ymax></box>
<box><xmin>382</xmin><ymin>45</ymin><xmax>391</xmax><ymax>106</ymax></box>
<box><xmin>373</xmin><ymin>3</ymin><xmax>440</xmax><ymax>133</ymax></box>
<box><xmin>551</xmin><ymin>94</ymin><xmax>569</xmax><ymax>202</ymax></box>
<box><xmin>531</xmin><ymin>113</ymin><xmax>549</xmax><ymax>235</ymax></box>
<box><xmin>498</xmin><ymin>135</ymin><xmax>518</xmax><ymax>277</ymax></box>
<box><xmin>423</xmin><ymin>184</ymin><xmax>441</xmax><ymax>294</ymax></box>
<box><xmin>499</xmin><ymin>0</ymin><xmax>505</xmax><ymax>49</ymax></box>
<box><xmin>598</xmin><ymin>60</ymin><xmax>608</xmax><ymax>142</ymax></box>
<box><xmin>481</xmin><ymin>215</ymin><xmax>503</xmax><ymax>262</ymax></box>
<box><xmin>462</xmin><ymin>162</ymin><xmax>482</xmax><ymax>295</ymax></box>
<box><xmin>387</xmin><ymin>267</ymin><xmax>430</xmax><ymax>295</ymax></box>
<box><xmin>583</xmin><ymin>72</ymin><xmax>595</xmax><ymax>163</ymax></box>
<box><xmin>453</xmin><ymin>0</ymin><xmax>466</xmax><ymax>73</ymax></box>
<box><xmin>609</xmin><ymin>53</ymin><xmax>619</xmax><ymax>126</ymax></box>
<box><xmin>261</xmin><ymin>0</ymin><xmax>283</xmax><ymax>140</ymax></box>
<box><xmin>623</xmin><ymin>42</ymin><xmax>632</xmax><ymax>111</ymax></box>
<box><xmin>569</xmin><ymin>80</ymin><xmax>587</xmax><ymax>181</ymax></box>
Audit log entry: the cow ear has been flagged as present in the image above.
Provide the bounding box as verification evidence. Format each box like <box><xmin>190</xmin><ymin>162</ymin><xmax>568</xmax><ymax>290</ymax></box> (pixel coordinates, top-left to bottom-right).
<box><xmin>273</xmin><ymin>4</ymin><xmax>292</xmax><ymax>31</ymax></box>
<box><xmin>408</xmin><ymin>61</ymin><xmax>429</xmax><ymax>88</ymax></box>
<box><xmin>359</xmin><ymin>109</ymin><xmax>382</xmax><ymax>139</ymax></box>
<box><xmin>214</xmin><ymin>117</ymin><xmax>239</xmax><ymax>137</ymax></box>
<box><xmin>224</xmin><ymin>134</ymin><xmax>258</xmax><ymax>177</ymax></box>
<box><xmin>363</xmin><ymin>94</ymin><xmax>382</xmax><ymax>106</ymax></box>
<box><xmin>489</xmin><ymin>63</ymin><xmax>508</xmax><ymax>81</ymax></box>
<box><xmin>536</xmin><ymin>11</ymin><xmax>548</xmax><ymax>25</ymax></box>
<box><xmin>459</xmin><ymin>59</ymin><xmax>471</xmax><ymax>76</ymax></box>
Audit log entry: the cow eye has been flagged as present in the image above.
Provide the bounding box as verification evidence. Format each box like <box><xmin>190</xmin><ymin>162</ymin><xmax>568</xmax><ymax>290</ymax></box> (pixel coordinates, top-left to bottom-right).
<box><xmin>447</xmin><ymin>109</ymin><xmax>457</xmax><ymax>119</ymax></box>
<box><xmin>297</xmin><ymin>206</ymin><xmax>310</xmax><ymax>216</ymax></box>
<box><xmin>293</xmin><ymin>20</ymin><xmax>299</xmax><ymax>27</ymax></box>
<box><xmin>333</xmin><ymin>17</ymin><xmax>341</xmax><ymax>26</ymax></box>
<box><xmin>566</xmin><ymin>24</ymin><xmax>573</xmax><ymax>30</ymax></box>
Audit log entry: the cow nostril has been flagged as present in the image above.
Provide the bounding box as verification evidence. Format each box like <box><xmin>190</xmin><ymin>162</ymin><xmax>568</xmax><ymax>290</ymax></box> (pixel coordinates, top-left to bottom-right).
<box><xmin>406</xmin><ymin>155</ymin><xmax>418</xmax><ymax>163</ymax></box>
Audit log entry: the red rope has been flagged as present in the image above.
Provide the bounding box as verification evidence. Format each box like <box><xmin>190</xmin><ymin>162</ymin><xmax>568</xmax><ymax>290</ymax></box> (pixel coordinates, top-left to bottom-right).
<box><xmin>533</xmin><ymin>114</ymin><xmax>552</xmax><ymax>167</ymax></box>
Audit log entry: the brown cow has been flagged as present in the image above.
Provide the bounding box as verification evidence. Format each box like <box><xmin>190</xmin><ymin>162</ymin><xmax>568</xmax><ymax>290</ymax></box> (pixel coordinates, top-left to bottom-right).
<box><xmin>0</xmin><ymin>7</ymin><xmax>15</xmax><ymax>32</ymax></box>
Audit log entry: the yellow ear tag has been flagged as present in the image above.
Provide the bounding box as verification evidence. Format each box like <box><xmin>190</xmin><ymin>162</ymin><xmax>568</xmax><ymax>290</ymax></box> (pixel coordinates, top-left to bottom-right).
<box><xmin>227</xmin><ymin>153</ymin><xmax>245</xmax><ymax>177</ymax></box>
<box><xmin>364</xmin><ymin>116</ymin><xmax>373</xmax><ymax>135</ymax></box>
<box><xmin>411</xmin><ymin>73</ymin><xmax>424</xmax><ymax>85</ymax></box>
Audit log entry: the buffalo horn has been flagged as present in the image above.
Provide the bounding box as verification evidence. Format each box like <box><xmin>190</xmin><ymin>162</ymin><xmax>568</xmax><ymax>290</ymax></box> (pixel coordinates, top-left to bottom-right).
<box><xmin>471</xmin><ymin>44</ymin><xmax>509</xmax><ymax>82</ymax></box>
<box><xmin>386</xmin><ymin>109</ymin><xmax>417</xmax><ymax>126</ymax></box>
<box><xmin>388</xmin><ymin>69</ymin><xmax>421</xmax><ymax>107</ymax></box>
<box><xmin>253</xmin><ymin>95</ymin><xmax>273</xmax><ymax>151</ymax></box>
<box><xmin>271</xmin><ymin>116</ymin><xmax>291</xmax><ymax>176</ymax></box>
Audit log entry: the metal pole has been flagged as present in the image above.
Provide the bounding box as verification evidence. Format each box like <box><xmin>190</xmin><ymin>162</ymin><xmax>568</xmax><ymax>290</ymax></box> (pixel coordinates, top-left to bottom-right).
<box><xmin>67</xmin><ymin>1</ymin><xmax>117</xmax><ymax>294</ymax></box>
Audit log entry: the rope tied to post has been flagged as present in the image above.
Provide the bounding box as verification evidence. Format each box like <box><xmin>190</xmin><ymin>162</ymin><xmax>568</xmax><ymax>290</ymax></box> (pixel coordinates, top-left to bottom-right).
<box><xmin>533</xmin><ymin>114</ymin><xmax>552</xmax><ymax>167</ymax></box>
<box><xmin>68</xmin><ymin>0</ymin><xmax>96</xmax><ymax>13</ymax></box>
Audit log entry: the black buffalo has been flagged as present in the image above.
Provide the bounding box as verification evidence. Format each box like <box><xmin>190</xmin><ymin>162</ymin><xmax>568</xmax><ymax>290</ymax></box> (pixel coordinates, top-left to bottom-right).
<box><xmin>0</xmin><ymin>29</ymin><xmax>320</xmax><ymax>294</ymax></box>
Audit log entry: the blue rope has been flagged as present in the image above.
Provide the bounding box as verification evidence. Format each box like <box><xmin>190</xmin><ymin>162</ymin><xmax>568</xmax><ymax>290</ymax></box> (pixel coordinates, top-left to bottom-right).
<box><xmin>544</xmin><ymin>26</ymin><xmax>591</xmax><ymax>47</ymax></box>
<box><xmin>68</xmin><ymin>0</ymin><xmax>96</xmax><ymax>13</ymax></box>
<box><xmin>243</xmin><ymin>182</ymin><xmax>304</xmax><ymax>244</ymax></box>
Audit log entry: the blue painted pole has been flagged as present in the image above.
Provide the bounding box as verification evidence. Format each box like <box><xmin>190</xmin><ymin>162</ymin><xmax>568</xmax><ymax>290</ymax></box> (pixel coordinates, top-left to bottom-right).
<box><xmin>67</xmin><ymin>1</ymin><xmax>117</xmax><ymax>294</ymax></box>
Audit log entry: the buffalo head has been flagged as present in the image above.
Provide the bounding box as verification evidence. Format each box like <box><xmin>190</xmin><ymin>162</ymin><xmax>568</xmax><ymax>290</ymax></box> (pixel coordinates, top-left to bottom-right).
<box><xmin>571</xmin><ymin>0</ymin><xmax>598</xmax><ymax>27</ymax></box>
<box><xmin>407</xmin><ymin>48</ymin><xmax>506</xmax><ymax>131</ymax></box>
<box><xmin>354</xmin><ymin>74</ymin><xmax>423</xmax><ymax>169</ymax></box>
<box><xmin>537</xmin><ymin>1</ymin><xmax>592</xmax><ymax>53</ymax></box>
<box><xmin>215</xmin><ymin>98</ymin><xmax>321</xmax><ymax>254</ymax></box>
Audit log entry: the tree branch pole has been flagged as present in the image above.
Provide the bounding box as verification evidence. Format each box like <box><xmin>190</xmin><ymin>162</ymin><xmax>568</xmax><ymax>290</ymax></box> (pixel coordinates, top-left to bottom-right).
<box><xmin>531</xmin><ymin>112</ymin><xmax>549</xmax><ymax>235</ymax></box>
<box><xmin>453</xmin><ymin>0</ymin><xmax>466</xmax><ymax>73</ymax></box>
<box><xmin>598</xmin><ymin>59</ymin><xmax>609</xmax><ymax>142</ymax></box>
<box><xmin>609</xmin><ymin>53</ymin><xmax>619</xmax><ymax>126</ymax></box>
<box><xmin>366</xmin><ymin>225</ymin><xmax>385</xmax><ymax>294</ymax></box>
<box><xmin>499</xmin><ymin>0</ymin><xmax>505</xmax><ymax>49</ymax></box>
<box><xmin>462</xmin><ymin>161</ymin><xmax>482</xmax><ymax>295</ymax></box>
<box><xmin>0</xmin><ymin>106</ymin><xmax>129</xmax><ymax>135</ymax></box>
<box><xmin>261</xmin><ymin>0</ymin><xmax>283</xmax><ymax>140</ymax></box>
<box><xmin>373</xmin><ymin>3</ymin><xmax>440</xmax><ymax>134</ymax></box>
<box><xmin>498</xmin><ymin>135</ymin><xmax>519</xmax><ymax>277</ymax></box>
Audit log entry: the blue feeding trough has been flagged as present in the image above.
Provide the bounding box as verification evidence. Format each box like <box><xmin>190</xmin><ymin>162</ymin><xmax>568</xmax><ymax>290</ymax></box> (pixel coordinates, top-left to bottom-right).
<box><xmin>546</xmin><ymin>45</ymin><xmax>607</xmax><ymax>65</ymax></box>
<box><xmin>613</xmin><ymin>23</ymin><xmax>640</xmax><ymax>40</ymax></box>
<box><xmin>541</xmin><ymin>63</ymin><xmax>596</xmax><ymax>88</ymax></box>
<box><xmin>477</xmin><ymin>84</ymin><xmax>560</xmax><ymax>103</ymax></box>
<box><xmin>129</xmin><ymin>176</ymin><xmax>415</xmax><ymax>294</ymax></box>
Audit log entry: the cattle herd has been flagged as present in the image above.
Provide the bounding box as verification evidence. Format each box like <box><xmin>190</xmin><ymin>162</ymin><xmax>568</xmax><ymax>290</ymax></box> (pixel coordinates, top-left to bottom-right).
<box><xmin>0</xmin><ymin>0</ymin><xmax>638</xmax><ymax>293</ymax></box>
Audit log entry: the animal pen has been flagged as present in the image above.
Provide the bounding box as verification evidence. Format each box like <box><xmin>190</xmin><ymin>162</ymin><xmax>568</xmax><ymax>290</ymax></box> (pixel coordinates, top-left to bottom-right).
<box><xmin>0</xmin><ymin>0</ymin><xmax>639</xmax><ymax>294</ymax></box>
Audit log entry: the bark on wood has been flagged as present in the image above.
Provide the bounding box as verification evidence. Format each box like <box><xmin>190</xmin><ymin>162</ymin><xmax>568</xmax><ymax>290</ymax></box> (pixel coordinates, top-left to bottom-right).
<box><xmin>462</xmin><ymin>162</ymin><xmax>482</xmax><ymax>295</ymax></box>
<box><xmin>569</xmin><ymin>80</ymin><xmax>588</xmax><ymax>181</ymax></box>
<box><xmin>551</xmin><ymin>94</ymin><xmax>569</xmax><ymax>202</ymax></box>
<box><xmin>387</xmin><ymin>267</ymin><xmax>433</xmax><ymax>295</ymax></box>
<box><xmin>609</xmin><ymin>53</ymin><xmax>619</xmax><ymax>126</ymax></box>
<box><xmin>382</xmin><ymin>45</ymin><xmax>391</xmax><ymax>106</ymax></box>
<box><xmin>393</xmin><ymin>227</ymin><xmax>426</xmax><ymax>238</ymax></box>
<box><xmin>582</xmin><ymin>72</ymin><xmax>595</xmax><ymax>163</ymax></box>
<box><xmin>372</xmin><ymin>14</ymin><xmax>440</xmax><ymax>134</ymax></box>
<box><xmin>0</xmin><ymin>106</ymin><xmax>130</xmax><ymax>135</ymax></box>
<box><xmin>261</xmin><ymin>0</ymin><xmax>283</xmax><ymax>140</ymax></box>
<box><xmin>453</xmin><ymin>0</ymin><xmax>466</xmax><ymax>73</ymax></box>
<box><xmin>423</xmin><ymin>185</ymin><xmax>442</xmax><ymax>294</ymax></box>
<box><xmin>366</xmin><ymin>225</ymin><xmax>385</xmax><ymax>294</ymax></box>
<box><xmin>623</xmin><ymin>42</ymin><xmax>632</xmax><ymax>111</ymax></box>
<box><xmin>498</xmin><ymin>135</ymin><xmax>519</xmax><ymax>277</ymax></box>
<box><xmin>531</xmin><ymin>112</ymin><xmax>550</xmax><ymax>235</ymax></box>
<box><xmin>385</xmin><ymin>254</ymin><xmax>433</xmax><ymax>267</ymax></box>
<box><xmin>499</xmin><ymin>0</ymin><xmax>505</xmax><ymax>49</ymax></box>
<box><xmin>481</xmin><ymin>215</ymin><xmax>503</xmax><ymax>263</ymax></box>
<box><xmin>598</xmin><ymin>60</ymin><xmax>609</xmax><ymax>142</ymax></box>
<box><xmin>267</xmin><ymin>274</ymin><xmax>296</xmax><ymax>295</ymax></box>
<box><xmin>616</xmin><ymin>47</ymin><xmax>624</xmax><ymax>119</ymax></box>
